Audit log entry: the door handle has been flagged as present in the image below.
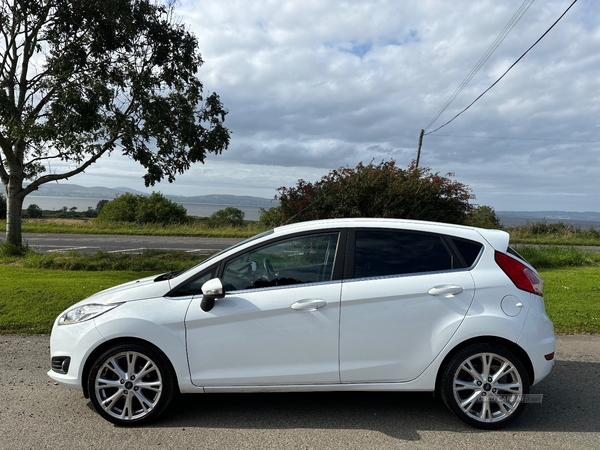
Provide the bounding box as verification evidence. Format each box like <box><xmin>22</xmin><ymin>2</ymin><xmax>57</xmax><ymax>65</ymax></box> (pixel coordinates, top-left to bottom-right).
<box><xmin>428</xmin><ymin>285</ymin><xmax>464</xmax><ymax>297</ymax></box>
<box><xmin>291</xmin><ymin>299</ymin><xmax>327</xmax><ymax>311</ymax></box>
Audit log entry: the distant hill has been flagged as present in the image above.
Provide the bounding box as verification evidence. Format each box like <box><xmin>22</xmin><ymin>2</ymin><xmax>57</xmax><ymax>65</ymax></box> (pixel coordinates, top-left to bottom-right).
<box><xmin>23</xmin><ymin>184</ymin><xmax>600</xmax><ymax>225</ymax></box>
<box><xmin>26</xmin><ymin>183</ymin><xmax>276</xmax><ymax>208</ymax></box>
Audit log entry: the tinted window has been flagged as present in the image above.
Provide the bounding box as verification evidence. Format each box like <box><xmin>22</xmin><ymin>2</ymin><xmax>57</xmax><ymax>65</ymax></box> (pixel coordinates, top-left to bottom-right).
<box><xmin>223</xmin><ymin>232</ymin><xmax>340</xmax><ymax>291</ymax></box>
<box><xmin>451</xmin><ymin>238</ymin><xmax>483</xmax><ymax>267</ymax></box>
<box><xmin>354</xmin><ymin>230</ymin><xmax>452</xmax><ymax>278</ymax></box>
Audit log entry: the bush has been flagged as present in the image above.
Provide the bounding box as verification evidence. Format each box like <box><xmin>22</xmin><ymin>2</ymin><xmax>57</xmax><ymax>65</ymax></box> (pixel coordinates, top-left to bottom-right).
<box><xmin>26</xmin><ymin>204</ymin><xmax>44</xmax><ymax>218</ymax></box>
<box><xmin>276</xmin><ymin>160</ymin><xmax>474</xmax><ymax>224</ymax></box>
<box><xmin>96</xmin><ymin>199</ymin><xmax>110</xmax><ymax>214</ymax></box>
<box><xmin>468</xmin><ymin>205</ymin><xmax>501</xmax><ymax>229</ymax></box>
<box><xmin>136</xmin><ymin>192</ymin><xmax>188</xmax><ymax>224</ymax></box>
<box><xmin>258</xmin><ymin>206</ymin><xmax>284</xmax><ymax>228</ymax></box>
<box><xmin>0</xmin><ymin>241</ymin><xmax>31</xmax><ymax>257</ymax></box>
<box><xmin>206</xmin><ymin>207</ymin><xmax>245</xmax><ymax>228</ymax></box>
<box><xmin>96</xmin><ymin>192</ymin><xmax>188</xmax><ymax>225</ymax></box>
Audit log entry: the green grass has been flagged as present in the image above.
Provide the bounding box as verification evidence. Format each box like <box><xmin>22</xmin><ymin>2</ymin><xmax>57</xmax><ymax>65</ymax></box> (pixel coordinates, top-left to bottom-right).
<box><xmin>512</xmin><ymin>245</ymin><xmax>600</xmax><ymax>269</ymax></box>
<box><xmin>0</xmin><ymin>267</ymin><xmax>156</xmax><ymax>334</ymax></box>
<box><xmin>0</xmin><ymin>248</ymin><xmax>209</xmax><ymax>272</ymax></box>
<box><xmin>540</xmin><ymin>267</ymin><xmax>600</xmax><ymax>334</ymax></box>
<box><xmin>0</xmin><ymin>237</ymin><xmax>598</xmax><ymax>335</ymax></box>
<box><xmin>0</xmin><ymin>218</ymin><xmax>262</xmax><ymax>238</ymax></box>
<box><xmin>1</xmin><ymin>263</ymin><xmax>598</xmax><ymax>335</ymax></box>
<box><xmin>506</xmin><ymin>221</ymin><xmax>600</xmax><ymax>246</ymax></box>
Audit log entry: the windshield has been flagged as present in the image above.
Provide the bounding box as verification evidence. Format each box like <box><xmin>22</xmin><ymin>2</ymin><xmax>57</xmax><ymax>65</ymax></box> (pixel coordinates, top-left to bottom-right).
<box><xmin>175</xmin><ymin>229</ymin><xmax>275</xmax><ymax>278</ymax></box>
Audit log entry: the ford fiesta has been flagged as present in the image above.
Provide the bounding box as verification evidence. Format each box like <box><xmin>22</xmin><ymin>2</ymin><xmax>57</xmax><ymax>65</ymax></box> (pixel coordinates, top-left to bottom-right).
<box><xmin>48</xmin><ymin>218</ymin><xmax>555</xmax><ymax>428</ymax></box>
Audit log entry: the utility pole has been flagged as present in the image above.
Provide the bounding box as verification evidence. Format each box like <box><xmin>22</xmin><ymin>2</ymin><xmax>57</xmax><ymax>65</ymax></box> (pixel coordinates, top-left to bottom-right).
<box><xmin>416</xmin><ymin>129</ymin><xmax>424</xmax><ymax>167</ymax></box>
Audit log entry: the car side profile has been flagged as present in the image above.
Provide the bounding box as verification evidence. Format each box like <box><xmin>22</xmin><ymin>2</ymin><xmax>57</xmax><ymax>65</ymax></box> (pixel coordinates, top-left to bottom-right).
<box><xmin>48</xmin><ymin>218</ymin><xmax>555</xmax><ymax>428</ymax></box>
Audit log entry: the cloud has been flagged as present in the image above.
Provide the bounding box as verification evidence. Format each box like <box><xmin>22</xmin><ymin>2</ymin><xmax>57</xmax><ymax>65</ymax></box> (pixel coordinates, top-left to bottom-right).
<box><xmin>70</xmin><ymin>0</ymin><xmax>600</xmax><ymax>212</ymax></box>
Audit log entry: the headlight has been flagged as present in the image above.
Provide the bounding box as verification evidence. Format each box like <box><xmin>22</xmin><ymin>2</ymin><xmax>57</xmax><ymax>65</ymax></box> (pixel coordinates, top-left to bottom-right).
<box><xmin>58</xmin><ymin>303</ymin><xmax>123</xmax><ymax>325</ymax></box>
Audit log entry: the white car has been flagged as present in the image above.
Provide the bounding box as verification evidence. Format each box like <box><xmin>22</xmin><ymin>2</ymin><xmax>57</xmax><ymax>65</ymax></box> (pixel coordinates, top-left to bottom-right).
<box><xmin>48</xmin><ymin>218</ymin><xmax>555</xmax><ymax>428</ymax></box>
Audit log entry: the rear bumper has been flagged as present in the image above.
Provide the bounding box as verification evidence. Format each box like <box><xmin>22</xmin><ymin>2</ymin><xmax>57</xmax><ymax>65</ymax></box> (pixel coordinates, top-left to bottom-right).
<box><xmin>518</xmin><ymin>295</ymin><xmax>556</xmax><ymax>385</ymax></box>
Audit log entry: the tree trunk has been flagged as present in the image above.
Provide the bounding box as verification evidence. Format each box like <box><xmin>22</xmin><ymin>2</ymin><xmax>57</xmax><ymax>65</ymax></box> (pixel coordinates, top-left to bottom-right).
<box><xmin>5</xmin><ymin>185</ymin><xmax>25</xmax><ymax>247</ymax></box>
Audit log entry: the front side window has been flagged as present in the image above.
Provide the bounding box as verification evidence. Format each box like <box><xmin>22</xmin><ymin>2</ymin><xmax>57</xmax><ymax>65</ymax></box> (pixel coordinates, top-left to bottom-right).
<box><xmin>170</xmin><ymin>267</ymin><xmax>217</xmax><ymax>297</ymax></box>
<box><xmin>223</xmin><ymin>232</ymin><xmax>340</xmax><ymax>291</ymax></box>
<box><xmin>354</xmin><ymin>230</ymin><xmax>453</xmax><ymax>278</ymax></box>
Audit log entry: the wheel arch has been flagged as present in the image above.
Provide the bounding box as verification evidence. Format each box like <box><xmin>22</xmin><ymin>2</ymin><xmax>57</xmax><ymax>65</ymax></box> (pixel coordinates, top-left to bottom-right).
<box><xmin>434</xmin><ymin>335</ymin><xmax>534</xmax><ymax>395</ymax></box>
<box><xmin>81</xmin><ymin>337</ymin><xmax>181</xmax><ymax>399</ymax></box>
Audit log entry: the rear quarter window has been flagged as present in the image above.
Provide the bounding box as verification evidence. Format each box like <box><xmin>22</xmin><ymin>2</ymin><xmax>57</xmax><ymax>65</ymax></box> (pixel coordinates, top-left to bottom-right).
<box><xmin>451</xmin><ymin>238</ymin><xmax>483</xmax><ymax>267</ymax></box>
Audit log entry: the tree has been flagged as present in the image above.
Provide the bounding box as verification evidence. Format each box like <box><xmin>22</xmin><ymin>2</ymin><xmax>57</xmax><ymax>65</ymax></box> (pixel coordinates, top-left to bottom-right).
<box><xmin>26</xmin><ymin>203</ymin><xmax>43</xmax><ymax>218</ymax></box>
<box><xmin>276</xmin><ymin>160</ymin><xmax>474</xmax><ymax>224</ymax></box>
<box><xmin>206</xmin><ymin>206</ymin><xmax>245</xmax><ymax>228</ymax></box>
<box><xmin>135</xmin><ymin>191</ymin><xmax>187</xmax><ymax>224</ymax></box>
<box><xmin>468</xmin><ymin>205</ymin><xmax>502</xmax><ymax>229</ymax></box>
<box><xmin>96</xmin><ymin>191</ymin><xmax>188</xmax><ymax>225</ymax></box>
<box><xmin>258</xmin><ymin>206</ymin><xmax>284</xmax><ymax>228</ymax></box>
<box><xmin>96</xmin><ymin>193</ymin><xmax>139</xmax><ymax>223</ymax></box>
<box><xmin>95</xmin><ymin>199</ymin><xmax>110</xmax><ymax>215</ymax></box>
<box><xmin>0</xmin><ymin>192</ymin><xmax>6</xmax><ymax>219</ymax></box>
<box><xmin>0</xmin><ymin>0</ymin><xmax>230</xmax><ymax>246</ymax></box>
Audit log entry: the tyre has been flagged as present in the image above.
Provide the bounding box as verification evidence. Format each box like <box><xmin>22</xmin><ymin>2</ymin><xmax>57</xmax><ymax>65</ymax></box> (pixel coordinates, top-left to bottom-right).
<box><xmin>440</xmin><ymin>343</ymin><xmax>530</xmax><ymax>429</ymax></box>
<box><xmin>87</xmin><ymin>343</ymin><xmax>176</xmax><ymax>426</ymax></box>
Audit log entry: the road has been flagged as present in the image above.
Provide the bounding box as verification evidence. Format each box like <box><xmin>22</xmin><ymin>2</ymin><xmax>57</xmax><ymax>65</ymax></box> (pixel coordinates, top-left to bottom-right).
<box><xmin>20</xmin><ymin>233</ymin><xmax>245</xmax><ymax>254</ymax></box>
<box><xmin>17</xmin><ymin>233</ymin><xmax>600</xmax><ymax>255</ymax></box>
<box><xmin>0</xmin><ymin>335</ymin><xmax>598</xmax><ymax>449</ymax></box>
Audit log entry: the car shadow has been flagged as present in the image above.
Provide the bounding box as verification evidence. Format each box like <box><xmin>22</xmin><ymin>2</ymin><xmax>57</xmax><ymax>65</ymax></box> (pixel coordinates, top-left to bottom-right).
<box><xmin>151</xmin><ymin>358</ymin><xmax>599</xmax><ymax>439</ymax></box>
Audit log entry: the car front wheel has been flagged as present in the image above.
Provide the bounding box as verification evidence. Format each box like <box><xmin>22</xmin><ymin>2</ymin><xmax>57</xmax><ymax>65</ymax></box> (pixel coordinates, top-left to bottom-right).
<box><xmin>440</xmin><ymin>343</ymin><xmax>530</xmax><ymax>429</ymax></box>
<box><xmin>87</xmin><ymin>343</ymin><xmax>176</xmax><ymax>426</ymax></box>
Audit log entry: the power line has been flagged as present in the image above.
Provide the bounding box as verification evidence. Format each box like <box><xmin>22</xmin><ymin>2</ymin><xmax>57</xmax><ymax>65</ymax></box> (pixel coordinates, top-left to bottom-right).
<box><xmin>424</xmin><ymin>0</ymin><xmax>536</xmax><ymax>132</ymax></box>
<box><xmin>428</xmin><ymin>134</ymin><xmax>600</xmax><ymax>143</ymax></box>
<box><xmin>426</xmin><ymin>0</ymin><xmax>579</xmax><ymax>136</ymax></box>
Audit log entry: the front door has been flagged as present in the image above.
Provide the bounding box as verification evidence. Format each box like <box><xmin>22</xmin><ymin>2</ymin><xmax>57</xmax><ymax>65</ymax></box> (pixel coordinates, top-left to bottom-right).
<box><xmin>185</xmin><ymin>231</ymin><xmax>342</xmax><ymax>386</ymax></box>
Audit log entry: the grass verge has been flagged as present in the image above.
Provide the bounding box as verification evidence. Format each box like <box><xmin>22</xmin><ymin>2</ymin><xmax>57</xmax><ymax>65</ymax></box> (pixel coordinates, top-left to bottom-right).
<box><xmin>540</xmin><ymin>267</ymin><xmax>600</xmax><ymax>334</ymax></box>
<box><xmin>0</xmin><ymin>219</ymin><xmax>262</xmax><ymax>238</ymax></box>
<box><xmin>0</xmin><ymin>248</ymin><xmax>209</xmax><ymax>272</ymax></box>
<box><xmin>513</xmin><ymin>245</ymin><xmax>600</xmax><ymax>269</ymax></box>
<box><xmin>1</xmin><ymin>265</ymin><xmax>598</xmax><ymax>335</ymax></box>
<box><xmin>0</xmin><ymin>267</ymin><xmax>155</xmax><ymax>334</ymax></box>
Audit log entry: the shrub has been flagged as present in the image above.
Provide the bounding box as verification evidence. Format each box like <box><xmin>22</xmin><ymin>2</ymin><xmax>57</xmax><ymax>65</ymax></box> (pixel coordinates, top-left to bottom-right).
<box><xmin>136</xmin><ymin>192</ymin><xmax>188</xmax><ymax>224</ymax></box>
<box><xmin>26</xmin><ymin>203</ymin><xmax>43</xmax><ymax>218</ymax></box>
<box><xmin>96</xmin><ymin>192</ymin><xmax>188</xmax><ymax>225</ymax></box>
<box><xmin>96</xmin><ymin>199</ymin><xmax>110</xmax><ymax>214</ymax></box>
<box><xmin>468</xmin><ymin>205</ymin><xmax>501</xmax><ymax>229</ymax></box>
<box><xmin>276</xmin><ymin>160</ymin><xmax>474</xmax><ymax>224</ymax></box>
<box><xmin>258</xmin><ymin>206</ymin><xmax>284</xmax><ymax>228</ymax></box>
<box><xmin>96</xmin><ymin>192</ymin><xmax>139</xmax><ymax>222</ymax></box>
<box><xmin>206</xmin><ymin>207</ymin><xmax>245</xmax><ymax>228</ymax></box>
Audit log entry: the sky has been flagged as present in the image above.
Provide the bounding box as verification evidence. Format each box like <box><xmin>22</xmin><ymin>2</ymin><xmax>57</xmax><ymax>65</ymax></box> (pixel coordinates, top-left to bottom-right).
<box><xmin>61</xmin><ymin>0</ymin><xmax>600</xmax><ymax>212</ymax></box>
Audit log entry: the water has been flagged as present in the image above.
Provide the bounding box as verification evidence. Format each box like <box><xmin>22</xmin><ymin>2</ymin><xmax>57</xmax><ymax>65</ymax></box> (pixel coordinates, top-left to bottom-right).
<box><xmin>23</xmin><ymin>196</ymin><xmax>265</xmax><ymax>221</ymax></box>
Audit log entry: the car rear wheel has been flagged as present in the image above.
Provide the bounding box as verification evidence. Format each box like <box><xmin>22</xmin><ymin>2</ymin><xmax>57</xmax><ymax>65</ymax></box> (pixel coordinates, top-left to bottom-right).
<box><xmin>440</xmin><ymin>343</ymin><xmax>530</xmax><ymax>429</ymax></box>
<box><xmin>87</xmin><ymin>343</ymin><xmax>175</xmax><ymax>426</ymax></box>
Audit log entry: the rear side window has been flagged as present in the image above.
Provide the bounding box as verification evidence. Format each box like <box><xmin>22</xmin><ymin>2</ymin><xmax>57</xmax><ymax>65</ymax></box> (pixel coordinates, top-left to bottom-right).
<box><xmin>451</xmin><ymin>238</ymin><xmax>483</xmax><ymax>267</ymax></box>
<box><xmin>354</xmin><ymin>230</ymin><xmax>453</xmax><ymax>278</ymax></box>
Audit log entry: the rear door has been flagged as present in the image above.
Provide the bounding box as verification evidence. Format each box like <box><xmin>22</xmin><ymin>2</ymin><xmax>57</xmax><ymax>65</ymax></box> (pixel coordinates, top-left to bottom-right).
<box><xmin>339</xmin><ymin>229</ymin><xmax>477</xmax><ymax>383</ymax></box>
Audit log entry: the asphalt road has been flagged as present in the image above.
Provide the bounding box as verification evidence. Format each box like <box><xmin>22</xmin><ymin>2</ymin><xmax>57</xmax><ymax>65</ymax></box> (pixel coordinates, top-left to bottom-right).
<box><xmin>0</xmin><ymin>335</ymin><xmax>598</xmax><ymax>449</ymax></box>
<box><xmin>20</xmin><ymin>233</ymin><xmax>245</xmax><ymax>254</ymax></box>
<box><xmin>16</xmin><ymin>233</ymin><xmax>600</xmax><ymax>255</ymax></box>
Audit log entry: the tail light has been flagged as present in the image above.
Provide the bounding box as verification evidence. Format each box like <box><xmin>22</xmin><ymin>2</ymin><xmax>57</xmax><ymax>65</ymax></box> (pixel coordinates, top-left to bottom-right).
<box><xmin>494</xmin><ymin>251</ymin><xmax>544</xmax><ymax>296</ymax></box>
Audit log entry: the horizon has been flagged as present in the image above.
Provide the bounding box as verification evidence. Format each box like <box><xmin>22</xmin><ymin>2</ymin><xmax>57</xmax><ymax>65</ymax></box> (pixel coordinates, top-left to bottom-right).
<box><xmin>23</xmin><ymin>183</ymin><xmax>600</xmax><ymax>215</ymax></box>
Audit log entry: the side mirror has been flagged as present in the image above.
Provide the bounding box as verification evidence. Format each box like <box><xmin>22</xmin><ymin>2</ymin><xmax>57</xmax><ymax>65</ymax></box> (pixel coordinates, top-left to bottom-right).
<box><xmin>200</xmin><ymin>278</ymin><xmax>225</xmax><ymax>312</ymax></box>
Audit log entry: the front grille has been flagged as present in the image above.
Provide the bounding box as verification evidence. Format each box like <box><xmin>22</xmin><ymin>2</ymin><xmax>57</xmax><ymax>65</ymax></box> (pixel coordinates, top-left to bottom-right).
<box><xmin>51</xmin><ymin>356</ymin><xmax>71</xmax><ymax>374</ymax></box>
